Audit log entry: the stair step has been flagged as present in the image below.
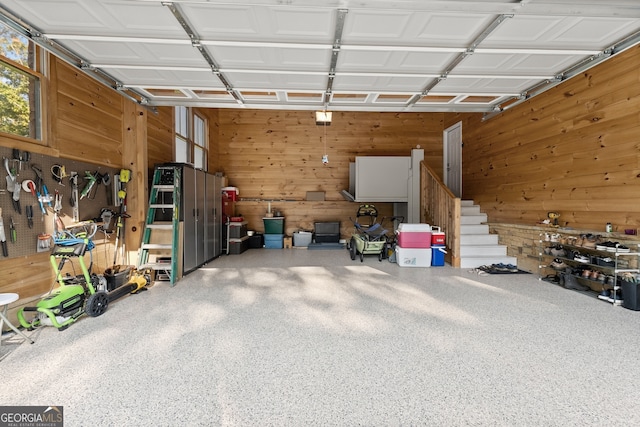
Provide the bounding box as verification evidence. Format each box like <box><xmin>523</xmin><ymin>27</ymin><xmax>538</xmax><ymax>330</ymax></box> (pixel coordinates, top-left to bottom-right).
<box><xmin>149</xmin><ymin>204</ymin><xmax>174</xmax><ymax>209</ymax></box>
<box><xmin>460</xmin><ymin>244</ymin><xmax>507</xmax><ymax>257</ymax></box>
<box><xmin>139</xmin><ymin>262</ymin><xmax>172</xmax><ymax>271</ymax></box>
<box><xmin>460</xmin><ymin>234</ymin><xmax>499</xmax><ymax>245</ymax></box>
<box><xmin>460</xmin><ymin>214</ymin><xmax>487</xmax><ymax>225</ymax></box>
<box><xmin>461</xmin><ymin>205</ymin><xmax>481</xmax><ymax>215</ymax></box>
<box><xmin>141</xmin><ymin>243</ymin><xmax>173</xmax><ymax>250</ymax></box>
<box><xmin>461</xmin><ymin>200</ymin><xmax>475</xmax><ymax>206</ymax></box>
<box><xmin>146</xmin><ymin>224</ymin><xmax>173</xmax><ymax>230</ymax></box>
<box><xmin>460</xmin><ymin>256</ymin><xmax>518</xmax><ymax>269</ymax></box>
<box><xmin>460</xmin><ymin>224</ymin><xmax>489</xmax><ymax>234</ymax></box>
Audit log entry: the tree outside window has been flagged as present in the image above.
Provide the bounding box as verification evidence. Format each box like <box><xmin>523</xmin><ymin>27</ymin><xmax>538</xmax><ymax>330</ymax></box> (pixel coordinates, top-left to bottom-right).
<box><xmin>0</xmin><ymin>23</ymin><xmax>41</xmax><ymax>140</ymax></box>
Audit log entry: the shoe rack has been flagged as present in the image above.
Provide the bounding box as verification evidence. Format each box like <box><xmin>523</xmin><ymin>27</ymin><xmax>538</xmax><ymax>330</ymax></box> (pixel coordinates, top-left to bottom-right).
<box><xmin>538</xmin><ymin>232</ymin><xmax>640</xmax><ymax>306</ymax></box>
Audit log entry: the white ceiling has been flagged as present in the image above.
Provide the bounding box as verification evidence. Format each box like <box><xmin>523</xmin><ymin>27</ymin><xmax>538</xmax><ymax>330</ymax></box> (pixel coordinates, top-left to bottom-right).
<box><xmin>1</xmin><ymin>0</ymin><xmax>640</xmax><ymax>114</ymax></box>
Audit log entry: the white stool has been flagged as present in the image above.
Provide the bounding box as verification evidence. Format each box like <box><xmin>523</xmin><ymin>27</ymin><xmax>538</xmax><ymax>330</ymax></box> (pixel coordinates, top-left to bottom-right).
<box><xmin>0</xmin><ymin>293</ymin><xmax>34</xmax><ymax>345</ymax></box>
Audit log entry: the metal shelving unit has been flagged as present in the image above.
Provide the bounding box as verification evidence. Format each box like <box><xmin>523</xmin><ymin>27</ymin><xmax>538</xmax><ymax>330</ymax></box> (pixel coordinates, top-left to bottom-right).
<box><xmin>538</xmin><ymin>232</ymin><xmax>639</xmax><ymax>306</ymax></box>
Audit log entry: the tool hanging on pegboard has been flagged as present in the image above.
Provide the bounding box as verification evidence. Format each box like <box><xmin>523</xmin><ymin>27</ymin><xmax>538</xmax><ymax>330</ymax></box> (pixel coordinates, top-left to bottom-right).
<box><xmin>51</xmin><ymin>164</ymin><xmax>68</xmax><ymax>185</ymax></box>
<box><xmin>4</xmin><ymin>157</ymin><xmax>22</xmax><ymax>214</ymax></box>
<box><xmin>80</xmin><ymin>171</ymin><xmax>98</xmax><ymax>200</ymax></box>
<box><xmin>31</xmin><ymin>164</ymin><xmax>52</xmax><ymax>218</ymax></box>
<box><xmin>0</xmin><ymin>208</ymin><xmax>8</xmax><ymax>257</ymax></box>
<box><xmin>113</xmin><ymin>169</ymin><xmax>131</xmax><ymax>208</ymax></box>
<box><xmin>69</xmin><ymin>172</ymin><xmax>79</xmax><ymax>222</ymax></box>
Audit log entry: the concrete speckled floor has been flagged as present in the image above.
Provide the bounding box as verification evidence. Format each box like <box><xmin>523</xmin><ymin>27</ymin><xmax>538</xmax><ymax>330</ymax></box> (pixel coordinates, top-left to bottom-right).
<box><xmin>2</xmin><ymin>248</ymin><xmax>640</xmax><ymax>426</ymax></box>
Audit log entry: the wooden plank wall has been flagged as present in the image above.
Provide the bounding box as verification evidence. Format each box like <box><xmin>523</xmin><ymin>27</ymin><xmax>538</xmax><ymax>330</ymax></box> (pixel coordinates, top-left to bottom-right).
<box><xmin>147</xmin><ymin>106</ymin><xmax>174</xmax><ymax>170</ymax></box>
<box><xmin>217</xmin><ymin>110</ymin><xmax>444</xmax><ymax>236</ymax></box>
<box><xmin>53</xmin><ymin>60</ymin><xmax>125</xmax><ymax>167</ymax></box>
<box><xmin>0</xmin><ymin>57</ymin><xmax>152</xmax><ymax>314</ymax></box>
<box><xmin>446</xmin><ymin>44</ymin><xmax>640</xmax><ymax>232</ymax></box>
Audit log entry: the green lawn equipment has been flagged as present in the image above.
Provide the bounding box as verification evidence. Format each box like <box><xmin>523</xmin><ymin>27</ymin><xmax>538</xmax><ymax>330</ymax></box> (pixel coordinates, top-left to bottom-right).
<box><xmin>18</xmin><ymin>222</ymin><xmax>150</xmax><ymax>331</ymax></box>
<box><xmin>348</xmin><ymin>204</ymin><xmax>403</xmax><ymax>262</ymax></box>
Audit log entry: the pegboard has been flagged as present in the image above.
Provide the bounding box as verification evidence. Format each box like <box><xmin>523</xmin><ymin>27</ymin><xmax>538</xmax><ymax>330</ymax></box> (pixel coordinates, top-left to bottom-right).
<box><xmin>0</xmin><ymin>146</ymin><xmax>123</xmax><ymax>259</ymax></box>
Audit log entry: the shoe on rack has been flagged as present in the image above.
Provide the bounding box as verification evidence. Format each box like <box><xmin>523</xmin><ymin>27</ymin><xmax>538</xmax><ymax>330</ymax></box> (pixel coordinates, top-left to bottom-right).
<box><xmin>608</xmin><ymin>292</ymin><xmax>623</xmax><ymax>304</ymax></box>
<box><xmin>582</xmin><ymin>235</ymin><xmax>598</xmax><ymax>249</ymax></box>
<box><xmin>574</xmin><ymin>253</ymin><xmax>590</xmax><ymax>263</ymax></box>
<box><xmin>550</xmin><ymin>245</ymin><xmax>567</xmax><ymax>257</ymax></box>
<box><xmin>614</xmin><ymin>244</ymin><xmax>630</xmax><ymax>253</ymax></box>
<box><xmin>597</xmin><ymin>256</ymin><xmax>615</xmax><ymax>267</ymax></box>
<box><xmin>550</xmin><ymin>258</ymin><xmax>568</xmax><ymax>270</ymax></box>
<box><xmin>598</xmin><ymin>289</ymin><xmax>611</xmax><ymax>301</ymax></box>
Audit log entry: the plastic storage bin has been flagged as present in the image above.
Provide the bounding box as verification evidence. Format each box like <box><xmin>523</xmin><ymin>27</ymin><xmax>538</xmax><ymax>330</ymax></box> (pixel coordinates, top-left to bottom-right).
<box><xmin>228</xmin><ymin>221</ymin><xmax>248</xmax><ymax>238</ymax></box>
<box><xmin>248</xmin><ymin>233</ymin><xmax>263</xmax><ymax>249</ymax></box>
<box><xmin>105</xmin><ymin>265</ymin><xmax>133</xmax><ymax>291</ymax></box>
<box><xmin>264</xmin><ymin>233</ymin><xmax>284</xmax><ymax>249</ymax></box>
<box><xmin>293</xmin><ymin>231</ymin><xmax>312</xmax><ymax>247</ymax></box>
<box><xmin>395</xmin><ymin>247</ymin><xmax>431</xmax><ymax>267</ymax></box>
<box><xmin>229</xmin><ymin>236</ymin><xmax>249</xmax><ymax>254</ymax></box>
<box><xmin>314</xmin><ymin>222</ymin><xmax>340</xmax><ymax>243</ymax></box>
<box><xmin>263</xmin><ymin>217</ymin><xmax>285</xmax><ymax>234</ymax></box>
<box><xmin>396</xmin><ymin>223</ymin><xmax>431</xmax><ymax>248</ymax></box>
<box><xmin>431</xmin><ymin>245</ymin><xmax>446</xmax><ymax>266</ymax></box>
<box><xmin>622</xmin><ymin>280</ymin><xmax>640</xmax><ymax>310</ymax></box>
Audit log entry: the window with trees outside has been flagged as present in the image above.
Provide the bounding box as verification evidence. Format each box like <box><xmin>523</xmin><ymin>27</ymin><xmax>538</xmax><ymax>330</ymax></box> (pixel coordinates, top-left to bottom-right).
<box><xmin>174</xmin><ymin>106</ymin><xmax>208</xmax><ymax>171</ymax></box>
<box><xmin>0</xmin><ymin>23</ymin><xmax>42</xmax><ymax>141</ymax></box>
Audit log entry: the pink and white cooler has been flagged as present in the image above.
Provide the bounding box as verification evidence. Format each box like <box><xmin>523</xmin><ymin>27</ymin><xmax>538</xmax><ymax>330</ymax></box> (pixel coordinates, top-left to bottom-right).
<box><xmin>396</xmin><ymin>223</ymin><xmax>432</xmax><ymax>248</ymax></box>
<box><xmin>396</xmin><ymin>247</ymin><xmax>432</xmax><ymax>267</ymax></box>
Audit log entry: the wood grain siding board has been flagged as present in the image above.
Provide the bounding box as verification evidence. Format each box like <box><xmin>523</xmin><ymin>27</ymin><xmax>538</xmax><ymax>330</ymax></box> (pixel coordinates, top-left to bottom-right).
<box><xmin>54</xmin><ymin>80</ymin><xmax>122</xmax><ymax>119</ymax></box>
<box><xmin>54</xmin><ymin>60</ymin><xmax>125</xmax><ymax>166</ymax></box>
<box><xmin>56</xmin><ymin>93</ymin><xmax>123</xmax><ymax>141</ymax></box>
<box><xmin>219</xmin><ymin>110</ymin><xmax>443</xmax><ymax>233</ymax></box>
<box><xmin>147</xmin><ymin>106</ymin><xmax>174</xmax><ymax>169</ymax></box>
<box><xmin>56</xmin><ymin>121</ymin><xmax>122</xmax><ymax>165</ymax></box>
<box><xmin>0</xmin><ymin>253</ymin><xmax>54</xmax><ymax>298</ymax></box>
<box><xmin>219</xmin><ymin>109</ymin><xmax>444</xmax><ymax>203</ymax></box>
<box><xmin>235</xmin><ymin>200</ymin><xmax>394</xmax><ymax>239</ymax></box>
<box><xmin>455</xmin><ymin>46</ymin><xmax>640</xmax><ymax>232</ymax></box>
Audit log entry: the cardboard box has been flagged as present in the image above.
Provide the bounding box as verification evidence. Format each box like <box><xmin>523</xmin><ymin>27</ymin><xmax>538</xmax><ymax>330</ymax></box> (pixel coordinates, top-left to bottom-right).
<box><xmin>306</xmin><ymin>191</ymin><xmax>325</xmax><ymax>201</ymax></box>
